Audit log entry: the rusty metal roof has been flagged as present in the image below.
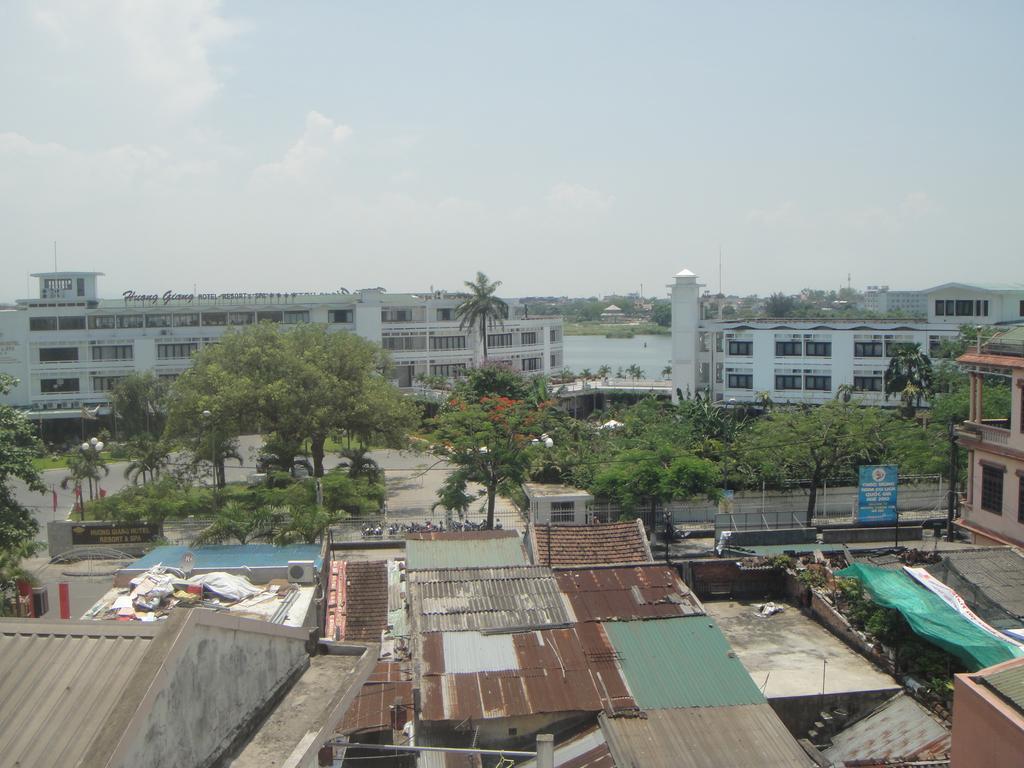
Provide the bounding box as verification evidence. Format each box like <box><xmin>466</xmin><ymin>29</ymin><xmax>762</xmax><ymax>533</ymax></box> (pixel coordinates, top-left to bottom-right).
<box><xmin>406</xmin><ymin>530</ymin><xmax>530</xmax><ymax>570</ymax></box>
<box><xmin>408</xmin><ymin>566</ymin><xmax>573</xmax><ymax>632</ymax></box>
<box><xmin>419</xmin><ymin>624</ymin><xmax>635</xmax><ymax>722</ymax></box>
<box><xmin>530</xmin><ymin>520</ymin><xmax>653</xmax><ymax>567</ymax></box>
<box><xmin>339</xmin><ymin>662</ymin><xmax>414</xmax><ymax>736</ymax></box>
<box><xmin>822</xmin><ymin>693</ymin><xmax>950</xmax><ymax>764</ymax></box>
<box><xmin>557</xmin><ymin>564</ymin><xmax>704</xmax><ymax>622</ymax></box>
<box><xmin>600</xmin><ymin>705</ymin><xmax>814</xmax><ymax>768</ymax></box>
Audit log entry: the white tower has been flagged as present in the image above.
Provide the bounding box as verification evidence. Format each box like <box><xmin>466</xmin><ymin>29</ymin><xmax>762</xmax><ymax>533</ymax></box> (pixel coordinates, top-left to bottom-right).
<box><xmin>670</xmin><ymin>269</ymin><xmax>701</xmax><ymax>404</ymax></box>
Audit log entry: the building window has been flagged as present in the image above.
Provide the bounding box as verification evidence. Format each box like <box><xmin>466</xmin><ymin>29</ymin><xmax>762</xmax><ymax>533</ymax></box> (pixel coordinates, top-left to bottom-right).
<box><xmin>201</xmin><ymin>312</ymin><xmax>227</xmax><ymax>326</ymax></box>
<box><xmin>282</xmin><ymin>310</ymin><xmax>309</xmax><ymax>324</ymax></box>
<box><xmin>92</xmin><ymin>376</ymin><xmax>126</xmax><ymax>393</ymax></box>
<box><xmin>550</xmin><ymin>353</ymin><xmax>559</xmax><ymax>368</ymax></box>
<box><xmin>89</xmin><ymin>315</ymin><xmax>117</xmax><ymax>329</ymax></box>
<box><xmin>854</xmin><ymin>341</ymin><xmax>883</xmax><ymax>357</ymax></box>
<box><xmin>157</xmin><ymin>343</ymin><xmax>198</xmax><ymax>360</ymax></box>
<box><xmin>430</xmin><ymin>363</ymin><xmax>467</xmax><ymax>377</ymax></box>
<box><xmin>118</xmin><ymin>315</ymin><xmax>145</xmax><ymax>329</ymax></box>
<box><xmin>775</xmin><ymin>341</ymin><xmax>802</xmax><ymax>356</ymax></box>
<box><xmin>488</xmin><ymin>333</ymin><xmax>514</xmax><ymax>348</ymax></box>
<box><xmin>853</xmin><ymin>376</ymin><xmax>883</xmax><ymax>392</ymax></box>
<box><xmin>173</xmin><ymin>313</ymin><xmax>201</xmax><ymax>327</ymax></box>
<box><xmin>521</xmin><ymin>331</ymin><xmax>538</xmax><ymax>345</ymax></box>
<box><xmin>727</xmin><ymin>373</ymin><xmax>753</xmax><ymax>389</ymax></box>
<box><xmin>382</xmin><ymin>309</ymin><xmax>413</xmax><ymax>323</ymax></box>
<box><xmin>145</xmin><ymin>314</ymin><xmax>172</xmax><ymax>328</ymax></box>
<box><xmin>521</xmin><ymin>357</ymin><xmax>542</xmax><ymax>372</ymax></box>
<box><xmin>975</xmin><ymin>300</ymin><xmax>989</xmax><ymax>317</ymax></box>
<box><xmin>775</xmin><ymin>374</ymin><xmax>802</xmax><ymax>390</ymax></box>
<box><xmin>431</xmin><ymin>335</ymin><xmax>466</xmax><ymax>351</ymax></box>
<box><xmin>437</xmin><ymin>308</ymin><xmax>453</xmax><ymax>321</ymax></box>
<box><xmin>39</xmin><ymin>347</ymin><xmax>78</xmax><ymax>363</ymax></box>
<box><xmin>1020</xmin><ymin>300</ymin><xmax>1024</xmax><ymax>317</ymax></box>
<box><xmin>328</xmin><ymin>309</ymin><xmax>353</xmax><ymax>323</ymax></box>
<box><xmin>550</xmin><ymin>328</ymin><xmax>562</xmax><ymax>343</ymax></box>
<box><xmin>954</xmin><ymin>300</ymin><xmax>974</xmax><ymax>317</ymax></box>
<box><xmin>40</xmin><ymin>377</ymin><xmax>79</xmax><ymax>394</ymax></box>
<box><xmin>1019</xmin><ymin>477</ymin><xmax>1024</xmax><ymax>524</ymax></box>
<box><xmin>77</xmin><ymin>278</ymin><xmax>85</xmax><ymax>297</ymax></box>
<box><xmin>551</xmin><ymin>501</ymin><xmax>576</xmax><ymax>523</ymax></box>
<box><xmin>92</xmin><ymin>345</ymin><xmax>133</xmax><ymax>361</ymax></box>
<box><xmin>805</xmin><ymin>375</ymin><xmax>832</xmax><ymax>391</ymax></box>
<box><xmin>57</xmin><ymin>315</ymin><xmax>86</xmax><ymax>330</ymax></box>
<box><xmin>256</xmin><ymin>310</ymin><xmax>282</xmax><ymax>323</ymax></box>
<box><xmin>382</xmin><ymin>336</ymin><xmax>426</xmax><ymax>351</ymax></box>
<box><xmin>981</xmin><ymin>464</ymin><xmax>1004</xmax><ymax>514</ymax></box>
<box><xmin>728</xmin><ymin>340</ymin><xmax>753</xmax><ymax>356</ymax></box>
<box><xmin>29</xmin><ymin>317</ymin><xmax>58</xmax><ymax>331</ymax></box>
<box><xmin>935</xmin><ymin>300</ymin><xmax>945</xmax><ymax>316</ymax></box>
<box><xmin>43</xmin><ymin>278</ymin><xmax>72</xmax><ymax>294</ymax></box>
<box><xmin>805</xmin><ymin>341</ymin><xmax>832</xmax><ymax>357</ymax></box>
<box><xmin>227</xmin><ymin>312</ymin><xmax>253</xmax><ymax>325</ymax></box>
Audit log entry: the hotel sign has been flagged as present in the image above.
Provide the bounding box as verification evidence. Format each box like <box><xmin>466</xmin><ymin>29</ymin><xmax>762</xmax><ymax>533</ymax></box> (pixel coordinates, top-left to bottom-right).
<box><xmin>71</xmin><ymin>523</ymin><xmax>162</xmax><ymax>547</ymax></box>
<box><xmin>122</xmin><ymin>290</ymin><xmax>316</xmax><ymax>306</ymax></box>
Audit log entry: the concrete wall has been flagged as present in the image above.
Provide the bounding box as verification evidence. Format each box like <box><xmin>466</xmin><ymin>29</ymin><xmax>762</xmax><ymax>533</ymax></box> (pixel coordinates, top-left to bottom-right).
<box><xmin>106</xmin><ymin>612</ymin><xmax>311</xmax><ymax>768</ymax></box>
<box><xmin>950</xmin><ymin>672</ymin><xmax>1024</xmax><ymax>767</ymax></box>
<box><xmin>681</xmin><ymin>559</ymin><xmax>785</xmax><ymax>601</ymax></box>
<box><xmin>768</xmin><ymin>689</ymin><xmax>899</xmax><ymax>741</ymax></box>
<box><xmin>821</xmin><ymin>525</ymin><xmax>923</xmax><ymax>544</ymax></box>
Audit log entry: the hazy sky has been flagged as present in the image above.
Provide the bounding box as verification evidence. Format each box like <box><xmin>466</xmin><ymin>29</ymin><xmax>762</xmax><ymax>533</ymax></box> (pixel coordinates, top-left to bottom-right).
<box><xmin>2</xmin><ymin>1</ymin><xmax>1022</xmax><ymax>302</ymax></box>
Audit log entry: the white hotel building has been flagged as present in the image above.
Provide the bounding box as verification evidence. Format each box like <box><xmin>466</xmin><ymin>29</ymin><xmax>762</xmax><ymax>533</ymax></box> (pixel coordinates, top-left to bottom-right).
<box><xmin>670</xmin><ymin>271</ymin><xmax>1024</xmax><ymax>406</ymax></box>
<box><xmin>0</xmin><ymin>272</ymin><xmax>564</xmax><ymax>417</ymax></box>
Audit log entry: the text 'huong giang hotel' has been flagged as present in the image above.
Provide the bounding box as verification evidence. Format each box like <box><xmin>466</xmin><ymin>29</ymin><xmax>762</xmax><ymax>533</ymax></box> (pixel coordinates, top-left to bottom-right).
<box><xmin>0</xmin><ymin>272</ymin><xmax>565</xmax><ymax>420</ymax></box>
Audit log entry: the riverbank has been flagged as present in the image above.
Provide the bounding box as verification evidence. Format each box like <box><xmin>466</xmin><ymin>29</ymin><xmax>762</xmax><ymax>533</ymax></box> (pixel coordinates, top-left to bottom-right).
<box><xmin>563</xmin><ymin>321</ymin><xmax>670</xmax><ymax>338</ymax></box>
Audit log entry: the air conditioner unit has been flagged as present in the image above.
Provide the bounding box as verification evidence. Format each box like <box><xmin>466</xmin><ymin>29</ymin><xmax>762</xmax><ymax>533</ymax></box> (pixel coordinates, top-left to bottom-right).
<box><xmin>288</xmin><ymin>560</ymin><xmax>316</xmax><ymax>584</ymax></box>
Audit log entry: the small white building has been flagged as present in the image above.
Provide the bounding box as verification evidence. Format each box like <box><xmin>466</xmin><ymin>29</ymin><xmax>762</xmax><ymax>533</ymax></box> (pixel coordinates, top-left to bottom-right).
<box><xmin>600</xmin><ymin>304</ymin><xmax>626</xmax><ymax>323</ymax></box>
<box><xmin>522</xmin><ymin>482</ymin><xmax>594</xmax><ymax>525</ymax></box>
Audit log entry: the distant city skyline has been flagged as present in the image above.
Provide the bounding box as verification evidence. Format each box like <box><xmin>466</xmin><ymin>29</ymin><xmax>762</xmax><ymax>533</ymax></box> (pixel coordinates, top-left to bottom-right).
<box><xmin>2</xmin><ymin>2</ymin><xmax>1022</xmax><ymax>303</ymax></box>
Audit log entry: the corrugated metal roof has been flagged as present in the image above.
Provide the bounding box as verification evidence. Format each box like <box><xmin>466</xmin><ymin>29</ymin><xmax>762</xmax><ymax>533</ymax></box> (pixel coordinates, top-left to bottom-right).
<box><xmin>822</xmin><ymin>694</ymin><xmax>950</xmax><ymax>764</ymax></box>
<box><xmin>530</xmin><ymin>520</ymin><xmax>653</xmax><ymax>567</ymax></box>
<box><xmin>409</xmin><ymin>566</ymin><xmax>572</xmax><ymax>632</ymax></box>
<box><xmin>978</xmin><ymin>658</ymin><xmax>1024</xmax><ymax>713</ymax></box>
<box><xmin>926</xmin><ymin>548</ymin><xmax>1024</xmax><ymax>620</ymax></box>
<box><xmin>599</xmin><ymin>705</ymin><xmax>814</xmax><ymax>768</ymax></box>
<box><xmin>406</xmin><ymin>530</ymin><xmax>529</xmax><ymax>570</ymax></box>
<box><xmin>0</xmin><ymin>619</ymin><xmax>160</xmax><ymax>768</ymax></box>
<box><xmin>515</xmin><ymin>725</ymin><xmax>614</xmax><ymax>768</ymax></box>
<box><xmin>557</xmin><ymin>564</ymin><xmax>704</xmax><ymax>622</ymax></box>
<box><xmin>434</xmin><ymin>631</ymin><xmax>520</xmax><ymax>674</ymax></box>
<box><xmin>602</xmin><ymin>616</ymin><xmax>766</xmax><ymax>709</ymax></box>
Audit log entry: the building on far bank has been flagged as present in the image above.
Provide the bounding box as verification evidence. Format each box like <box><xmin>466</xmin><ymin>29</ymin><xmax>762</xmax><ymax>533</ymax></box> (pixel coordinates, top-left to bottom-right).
<box><xmin>0</xmin><ymin>271</ymin><xmax>563</xmax><ymax>421</ymax></box>
<box><xmin>863</xmin><ymin>285</ymin><xmax>929</xmax><ymax>316</ymax></box>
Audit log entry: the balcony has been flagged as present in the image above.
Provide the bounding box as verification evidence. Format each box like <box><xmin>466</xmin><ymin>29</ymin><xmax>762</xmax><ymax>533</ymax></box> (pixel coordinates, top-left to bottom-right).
<box><xmin>959</xmin><ymin>419</ymin><xmax>1011</xmax><ymax>446</ymax></box>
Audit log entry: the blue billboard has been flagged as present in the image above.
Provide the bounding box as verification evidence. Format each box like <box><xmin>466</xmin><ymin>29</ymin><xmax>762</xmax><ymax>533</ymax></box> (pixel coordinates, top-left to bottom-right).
<box><xmin>857</xmin><ymin>465</ymin><xmax>899</xmax><ymax>524</ymax></box>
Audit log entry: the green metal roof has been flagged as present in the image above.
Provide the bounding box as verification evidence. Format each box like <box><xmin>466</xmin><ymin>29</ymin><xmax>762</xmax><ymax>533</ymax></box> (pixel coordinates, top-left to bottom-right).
<box><xmin>603</xmin><ymin>616</ymin><xmax>766</xmax><ymax>709</ymax></box>
<box><xmin>979</xmin><ymin>660</ymin><xmax>1024</xmax><ymax>714</ymax></box>
<box><xmin>404</xmin><ymin>534</ymin><xmax>529</xmax><ymax>570</ymax></box>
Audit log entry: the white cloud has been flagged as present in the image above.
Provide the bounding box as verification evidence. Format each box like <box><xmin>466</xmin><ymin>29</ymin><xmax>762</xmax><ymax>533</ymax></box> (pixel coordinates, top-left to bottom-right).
<box><xmin>30</xmin><ymin>0</ymin><xmax>239</xmax><ymax>114</ymax></box>
<box><xmin>546</xmin><ymin>182</ymin><xmax>614</xmax><ymax>212</ymax></box>
<box><xmin>252</xmin><ymin>111</ymin><xmax>353</xmax><ymax>184</ymax></box>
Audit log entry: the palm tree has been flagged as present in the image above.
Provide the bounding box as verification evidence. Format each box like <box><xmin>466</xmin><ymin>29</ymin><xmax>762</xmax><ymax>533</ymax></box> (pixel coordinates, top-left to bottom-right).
<box><xmin>61</xmin><ymin>448</ymin><xmax>109</xmax><ymax>517</ymax></box>
<box><xmin>661</xmin><ymin>365</ymin><xmax>672</xmax><ymax>379</ymax></box>
<box><xmin>597</xmin><ymin>365</ymin><xmax>612</xmax><ymax>381</ymax></box>
<box><xmin>193</xmin><ymin>502</ymin><xmax>281</xmax><ymax>546</ymax></box>
<box><xmin>123</xmin><ymin>436</ymin><xmax>169</xmax><ymax>485</ymax></box>
<box><xmin>338</xmin><ymin>447</ymin><xmax>382</xmax><ymax>483</ymax></box>
<box><xmin>579</xmin><ymin>368</ymin><xmax>593</xmax><ymax>380</ymax></box>
<box><xmin>275</xmin><ymin>505</ymin><xmax>347</xmax><ymax>545</ymax></box>
<box><xmin>885</xmin><ymin>344</ymin><xmax>933</xmax><ymax>415</ymax></box>
<box><xmin>626</xmin><ymin>364</ymin><xmax>644</xmax><ymax>382</ymax></box>
<box><xmin>455</xmin><ymin>272</ymin><xmax>509</xmax><ymax>361</ymax></box>
<box><xmin>834</xmin><ymin>383</ymin><xmax>856</xmax><ymax>403</ymax></box>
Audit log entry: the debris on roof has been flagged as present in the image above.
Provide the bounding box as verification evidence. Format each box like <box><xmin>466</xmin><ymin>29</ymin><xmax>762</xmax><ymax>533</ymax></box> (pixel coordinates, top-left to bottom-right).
<box><xmin>556</xmin><ymin>564</ymin><xmax>704</xmax><ymax>622</ymax></box>
<box><xmin>408</xmin><ymin>565</ymin><xmax>572</xmax><ymax>632</ymax></box>
<box><xmin>529</xmin><ymin>520</ymin><xmax>653</xmax><ymax>567</ymax></box>
<box><xmin>822</xmin><ymin>693</ymin><xmax>950</xmax><ymax>765</ymax></box>
<box><xmin>602</xmin><ymin>616</ymin><xmax>766</xmax><ymax>709</ymax></box>
<box><xmin>405</xmin><ymin>530</ymin><xmax>529</xmax><ymax>570</ymax></box>
<box><xmin>599</xmin><ymin>704</ymin><xmax>814</xmax><ymax>768</ymax></box>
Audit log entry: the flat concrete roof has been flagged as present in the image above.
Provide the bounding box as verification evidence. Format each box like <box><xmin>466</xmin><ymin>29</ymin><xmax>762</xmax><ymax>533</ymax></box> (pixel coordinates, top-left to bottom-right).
<box><xmin>705</xmin><ymin>600</ymin><xmax>898</xmax><ymax>699</ymax></box>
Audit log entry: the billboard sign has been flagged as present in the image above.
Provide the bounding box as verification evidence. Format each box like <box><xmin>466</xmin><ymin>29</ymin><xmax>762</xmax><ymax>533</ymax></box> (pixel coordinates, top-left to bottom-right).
<box><xmin>70</xmin><ymin>523</ymin><xmax>162</xmax><ymax>547</ymax></box>
<box><xmin>857</xmin><ymin>465</ymin><xmax>898</xmax><ymax>524</ymax></box>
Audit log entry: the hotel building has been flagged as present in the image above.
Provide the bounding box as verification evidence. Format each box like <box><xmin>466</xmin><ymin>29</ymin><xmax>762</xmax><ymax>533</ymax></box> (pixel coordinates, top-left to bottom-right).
<box><xmin>0</xmin><ymin>272</ymin><xmax>564</xmax><ymax>419</ymax></box>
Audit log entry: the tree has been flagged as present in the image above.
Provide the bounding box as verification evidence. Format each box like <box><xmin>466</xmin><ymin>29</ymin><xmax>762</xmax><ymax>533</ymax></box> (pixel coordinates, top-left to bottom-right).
<box><xmin>735</xmin><ymin>401</ymin><xmax>893</xmax><ymax>525</ymax></box>
<box><xmin>626</xmin><ymin>364</ymin><xmax>644</xmax><ymax>382</ymax></box>
<box><xmin>597</xmin><ymin>365</ymin><xmax>612</xmax><ymax>380</ymax></box>
<box><xmin>123</xmin><ymin>436</ymin><xmax>169</xmax><ymax>485</ymax></box>
<box><xmin>661</xmin><ymin>365</ymin><xmax>672</xmax><ymax>379</ymax></box>
<box><xmin>193</xmin><ymin>501</ymin><xmax>280</xmax><ymax>546</ymax></box>
<box><xmin>455</xmin><ymin>272</ymin><xmax>509</xmax><ymax>361</ymax></box>
<box><xmin>885</xmin><ymin>344</ymin><xmax>933</xmax><ymax>414</ymax></box>
<box><xmin>651</xmin><ymin>302</ymin><xmax>671</xmax><ymax>327</ymax></box>
<box><xmin>431</xmin><ymin>394</ymin><xmax>551</xmax><ymax>529</ymax></box>
<box><xmin>275</xmin><ymin>505</ymin><xmax>349</xmax><ymax>545</ymax></box>
<box><xmin>579</xmin><ymin>368</ymin><xmax>594</xmax><ymax>380</ymax></box>
<box><xmin>0</xmin><ymin>375</ymin><xmax>44</xmax><ymax>612</ymax></box>
<box><xmin>61</xmin><ymin>447</ymin><xmax>110</xmax><ymax>512</ymax></box>
<box><xmin>764</xmin><ymin>293</ymin><xmax>797</xmax><ymax>317</ymax></box>
<box><xmin>338</xmin><ymin>447</ymin><xmax>382</xmax><ymax>483</ymax></box>
<box><xmin>111</xmin><ymin>372</ymin><xmax>169</xmax><ymax>438</ymax></box>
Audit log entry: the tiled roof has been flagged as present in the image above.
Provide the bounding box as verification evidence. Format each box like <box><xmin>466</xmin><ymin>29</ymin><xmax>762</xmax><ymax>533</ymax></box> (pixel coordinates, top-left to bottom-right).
<box><xmin>408</xmin><ymin>565</ymin><xmax>572</xmax><ymax>632</ymax></box>
<box><xmin>327</xmin><ymin>560</ymin><xmax>389</xmax><ymax>643</ymax></box>
<box><xmin>599</xmin><ymin>705</ymin><xmax>814</xmax><ymax>768</ymax></box>
<box><xmin>602</xmin><ymin>616</ymin><xmax>766</xmax><ymax>709</ymax></box>
<box><xmin>557</xmin><ymin>564</ymin><xmax>704</xmax><ymax>622</ymax></box>
<box><xmin>419</xmin><ymin>623</ymin><xmax>635</xmax><ymax>722</ymax></box>
<box><xmin>405</xmin><ymin>530</ymin><xmax>529</xmax><ymax>570</ymax></box>
<box><xmin>822</xmin><ymin>694</ymin><xmax>950</xmax><ymax>764</ymax></box>
<box><xmin>530</xmin><ymin>520</ymin><xmax>653</xmax><ymax>567</ymax></box>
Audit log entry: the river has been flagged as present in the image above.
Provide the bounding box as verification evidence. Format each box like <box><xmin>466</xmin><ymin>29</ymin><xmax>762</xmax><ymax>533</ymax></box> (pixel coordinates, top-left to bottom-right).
<box><xmin>562</xmin><ymin>334</ymin><xmax>672</xmax><ymax>378</ymax></box>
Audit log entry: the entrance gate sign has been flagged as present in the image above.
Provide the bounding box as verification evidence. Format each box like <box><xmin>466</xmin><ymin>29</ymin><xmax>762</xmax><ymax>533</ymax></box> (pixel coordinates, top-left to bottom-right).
<box><xmin>857</xmin><ymin>465</ymin><xmax>898</xmax><ymax>524</ymax></box>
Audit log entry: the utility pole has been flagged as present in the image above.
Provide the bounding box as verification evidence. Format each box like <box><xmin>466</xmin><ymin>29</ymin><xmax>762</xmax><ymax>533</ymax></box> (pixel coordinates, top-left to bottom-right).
<box><xmin>946</xmin><ymin>421</ymin><xmax>959</xmax><ymax>541</ymax></box>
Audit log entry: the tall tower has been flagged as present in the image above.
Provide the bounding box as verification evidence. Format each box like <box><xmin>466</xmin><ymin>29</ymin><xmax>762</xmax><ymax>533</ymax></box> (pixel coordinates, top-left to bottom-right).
<box><xmin>670</xmin><ymin>269</ymin><xmax>701</xmax><ymax>404</ymax></box>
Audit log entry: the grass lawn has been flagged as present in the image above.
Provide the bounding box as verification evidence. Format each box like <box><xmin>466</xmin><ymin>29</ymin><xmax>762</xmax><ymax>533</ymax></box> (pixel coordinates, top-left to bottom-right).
<box><xmin>563</xmin><ymin>321</ymin><xmax>670</xmax><ymax>338</ymax></box>
<box><xmin>32</xmin><ymin>455</ymin><xmax>71</xmax><ymax>471</ymax></box>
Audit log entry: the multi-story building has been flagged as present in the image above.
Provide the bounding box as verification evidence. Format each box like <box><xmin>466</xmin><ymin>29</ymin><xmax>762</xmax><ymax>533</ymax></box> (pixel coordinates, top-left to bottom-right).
<box><xmin>863</xmin><ymin>285</ymin><xmax>928</xmax><ymax>316</ymax></box>
<box><xmin>0</xmin><ymin>272</ymin><xmax>563</xmax><ymax>419</ymax></box>
<box><xmin>669</xmin><ymin>270</ymin><xmax>1024</xmax><ymax>407</ymax></box>
<box><xmin>955</xmin><ymin>327</ymin><xmax>1024</xmax><ymax>547</ymax></box>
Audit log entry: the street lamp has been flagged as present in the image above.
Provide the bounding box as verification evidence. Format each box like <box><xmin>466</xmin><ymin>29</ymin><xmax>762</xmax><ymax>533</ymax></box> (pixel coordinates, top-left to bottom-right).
<box><xmin>78</xmin><ymin>437</ymin><xmax>104</xmax><ymax>519</ymax></box>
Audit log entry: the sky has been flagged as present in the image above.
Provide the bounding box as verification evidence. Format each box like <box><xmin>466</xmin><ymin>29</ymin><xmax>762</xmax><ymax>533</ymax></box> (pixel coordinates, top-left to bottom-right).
<box><xmin>1</xmin><ymin>1</ymin><xmax>1022</xmax><ymax>302</ymax></box>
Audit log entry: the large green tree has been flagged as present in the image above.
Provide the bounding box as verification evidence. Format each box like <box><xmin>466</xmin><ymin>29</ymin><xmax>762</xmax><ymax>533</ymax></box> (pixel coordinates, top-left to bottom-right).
<box><xmin>455</xmin><ymin>272</ymin><xmax>509</xmax><ymax>361</ymax></box>
<box><xmin>885</xmin><ymin>344</ymin><xmax>934</xmax><ymax>414</ymax></box>
<box><xmin>111</xmin><ymin>372</ymin><xmax>169</xmax><ymax>438</ymax></box>
<box><xmin>0</xmin><ymin>375</ymin><xmax>44</xmax><ymax>612</ymax></box>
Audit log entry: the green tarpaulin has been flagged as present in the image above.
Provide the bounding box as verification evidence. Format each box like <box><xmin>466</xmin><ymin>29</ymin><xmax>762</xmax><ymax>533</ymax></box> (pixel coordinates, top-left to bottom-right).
<box><xmin>835</xmin><ymin>562</ymin><xmax>1024</xmax><ymax>671</ymax></box>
